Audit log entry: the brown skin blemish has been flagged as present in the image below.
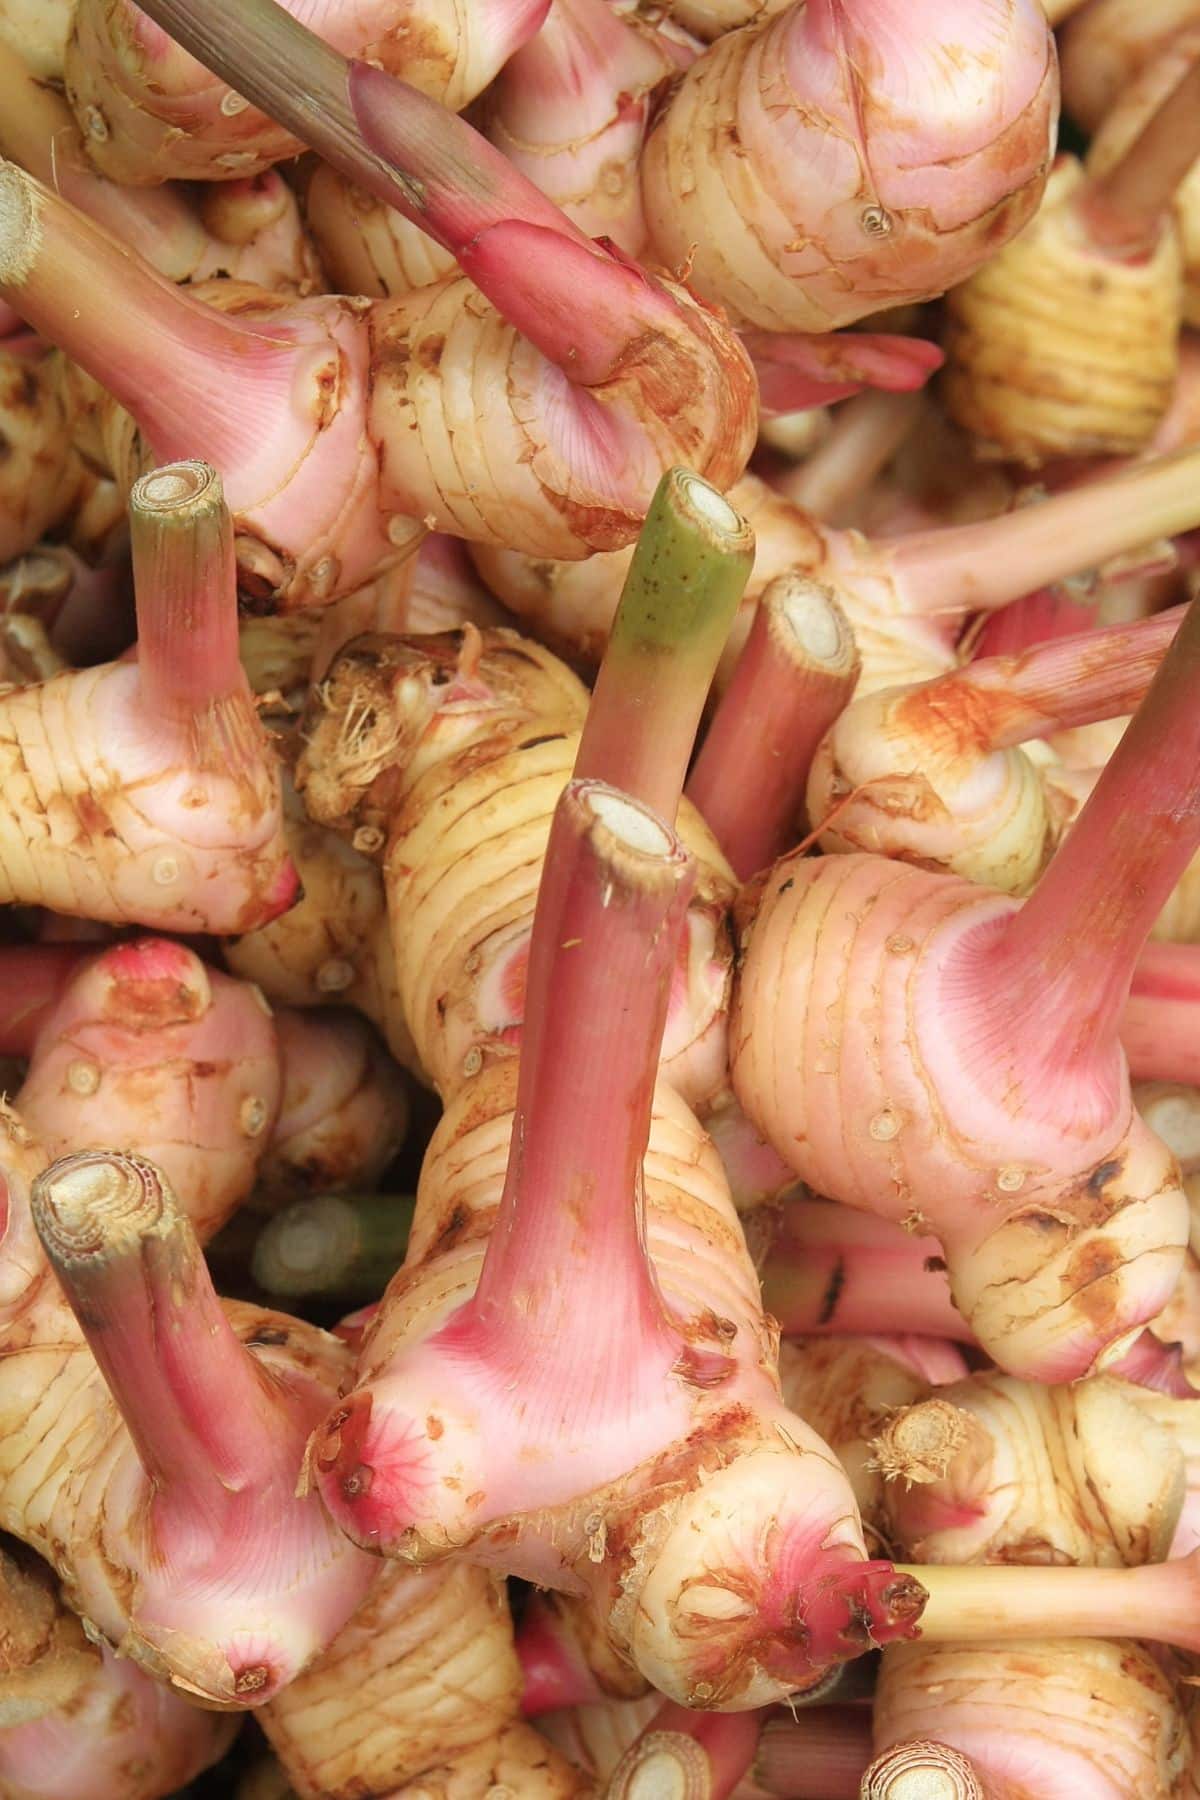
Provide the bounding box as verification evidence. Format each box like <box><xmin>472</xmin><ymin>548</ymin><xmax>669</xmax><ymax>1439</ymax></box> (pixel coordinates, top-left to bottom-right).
<box><xmin>816</xmin><ymin>1256</ymin><xmax>846</xmax><ymax>1326</ymax></box>
<box><xmin>73</xmin><ymin>792</ymin><xmax>113</xmax><ymax>839</ymax></box>
<box><xmin>426</xmin><ymin>1415</ymin><xmax>444</xmax><ymax>1441</ymax></box>
<box><xmin>1087</xmin><ymin>1158</ymin><xmax>1123</xmax><ymax>1198</ymax></box>
<box><xmin>1066</xmin><ymin>1237</ymin><xmax>1125</xmax><ymax>1326</ymax></box>
<box><xmin>416</xmin><ymin>333</ymin><xmax>446</xmax><ymax>370</ymax></box>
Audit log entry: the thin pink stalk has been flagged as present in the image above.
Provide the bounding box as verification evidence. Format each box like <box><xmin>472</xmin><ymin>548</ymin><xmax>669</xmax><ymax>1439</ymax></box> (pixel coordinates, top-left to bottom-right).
<box><xmin>133</xmin><ymin>0</ymin><xmax>694</xmax><ymax>381</ymax></box>
<box><xmin>1075</xmin><ymin>54</ymin><xmax>1200</xmax><ymax>258</ymax></box>
<box><xmin>899</xmin><ymin>1549</ymin><xmax>1200</xmax><ymax>1654</ymax></box>
<box><xmin>1123</xmin><ymin>943</ymin><xmax>1200</xmax><ymax>1086</ymax></box>
<box><xmin>0</xmin><ymin>164</ymin><xmax>300</xmax><ymax>472</ymax></box>
<box><xmin>745</xmin><ymin>334</ymin><xmax>944</xmax><ymax>418</ymax></box>
<box><xmin>129</xmin><ymin>460</ymin><xmax>243</xmax><ymax>721</ymax></box>
<box><xmin>889</xmin><ymin>448</ymin><xmax>1200</xmax><ymax>621</ymax></box>
<box><xmin>980</xmin><ymin>590</ymin><xmax>1200</xmax><ymax>1069</ymax></box>
<box><xmin>607</xmin><ymin>1704</ymin><xmax>761</xmax><ymax>1798</ymax></box>
<box><xmin>752</xmin><ymin>1707</ymin><xmax>873</xmax><ymax>1799</ymax></box>
<box><xmin>0</xmin><ymin>946</ymin><xmax>87</xmax><ymax>1057</ymax></box>
<box><xmin>762</xmin><ymin>1200</ymin><xmax>973</xmax><ymax>1344</ymax></box>
<box><xmin>312</xmin><ymin>780</ymin><xmax>697</xmax><ymax>1545</ymax></box>
<box><xmin>27</xmin><ymin>1146</ymin><xmax>376</xmax><ymax>1701</ymax></box>
<box><xmin>687</xmin><ymin>573</ymin><xmax>859</xmax><ymax>878</ymax></box>
<box><xmin>31</xmin><ymin>1153</ymin><xmax>300</xmax><ymax>1520</ymax></box>
<box><xmin>904</xmin><ymin>602</ymin><xmax>1184</xmax><ymax>753</ymax></box>
<box><xmin>776</xmin><ymin>389</ymin><xmax>925</xmax><ymax>524</ymax></box>
<box><xmin>573</xmin><ymin>470</ymin><xmax>754</xmax><ymax>821</ymax></box>
<box><xmin>968</xmin><ymin>585</ymin><xmax>1100</xmax><ymax>659</ymax></box>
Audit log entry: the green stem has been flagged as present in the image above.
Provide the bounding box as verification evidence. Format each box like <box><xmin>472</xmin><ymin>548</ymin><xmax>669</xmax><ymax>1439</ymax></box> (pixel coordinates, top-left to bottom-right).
<box><xmin>251</xmin><ymin>1194</ymin><xmax>414</xmax><ymax>1302</ymax></box>
<box><xmin>572</xmin><ymin>468</ymin><xmax>754</xmax><ymax>822</ymax></box>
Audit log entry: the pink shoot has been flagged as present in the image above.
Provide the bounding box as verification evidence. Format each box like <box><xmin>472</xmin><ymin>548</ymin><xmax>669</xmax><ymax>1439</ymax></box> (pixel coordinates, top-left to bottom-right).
<box><xmin>744</xmin><ymin>332</ymin><xmax>944</xmax><ymax>418</ymax></box>
<box><xmin>969</xmin><ymin>585</ymin><xmax>1100</xmax><ymax>660</ymax></box>
<box><xmin>0</xmin><ymin>165</ymin><xmax>402</xmax><ymax>608</ymax></box>
<box><xmin>776</xmin><ymin>388</ymin><xmax>924</xmax><ymax>525</ymax></box>
<box><xmin>1074</xmin><ymin>52</ymin><xmax>1200</xmax><ymax>259</ymax></box>
<box><xmin>733</xmin><ymin>581</ymin><xmax>1200</xmax><ymax>1378</ymax></box>
<box><xmin>573</xmin><ymin>469</ymin><xmax>754</xmax><ymax>822</ymax></box>
<box><xmin>311</xmin><ymin>778</ymin><xmax>699</xmax><ymax>1549</ymax></box>
<box><xmin>888</xmin><ymin>448</ymin><xmax>1200</xmax><ymax>623</ymax></box>
<box><xmin>809</xmin><ymin>601</ymin><xmax>1187</xmax><ymax>889</ymax></box>
<box><xmin>898</xmin><ymin>1548</ymin><xmax>1200</xmax><ymax>1656</ymax></box>
<box><xmin>481</xmin><ymin>0</ymin><xmax>677</xmax><ymax>254</ymax></box>
<box><xmin>29</xmin><ymin>1148</ymin><xmax>376</xmax><ymax>1703</ymax></box>
<box><xmin>133</xmin><ymin>0</ymin><xmax>757</xmax><ymax>420</ymax></box>
<box><xmin>979</xmin><ymin>588</ymin><xmax>1200</xmax><ymax>1078</ymax></box>
<box><xmin>687</xmin><ymin>572</ymin><xmax>860</xmax><ymax>879</ymax></box>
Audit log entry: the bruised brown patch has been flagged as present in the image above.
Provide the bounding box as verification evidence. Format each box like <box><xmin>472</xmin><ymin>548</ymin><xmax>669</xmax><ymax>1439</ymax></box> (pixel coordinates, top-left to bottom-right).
<box><xmin>1066</xmin><ymin>1236</ymin><xmax>1124</xmax><ymax>1324</ymax></box>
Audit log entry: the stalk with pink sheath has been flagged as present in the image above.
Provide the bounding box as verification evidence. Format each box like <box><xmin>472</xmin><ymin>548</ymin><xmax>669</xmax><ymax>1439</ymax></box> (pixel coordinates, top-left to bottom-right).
<box><xmin>309</xmin><ymin>780</ymin><xmax>923</xmax><ymax>1707</ymax></box>
<box><xmin>296</xmin><ymin>471</ymin><xmax>750</xmax><ymax>1111</ymax></box>
<box><xmin>639</xmin><ymin>0</ymin><xmax>1057</xmax><ymax>332</ymax></box>
<box><xmin>0</xmin><ymin>1133</ymin><xmax>379</xmax><ymax>1706</ymax></box>
<box><xmin>0</xmin><ymin>39</ymin><xmax>321</xmax><ymax>295</ymax></box>
<box><xmin>0</xmin><ymin>457</ymin><xmax>296</xmax><ymax>931</ymax></box>
<box><xmin>1123</xmin><ymin>944</ymin><xmax>1200</xmax><ymax>1086</ymax></box>
<box><xmin>0</xmin><ymin>140</ymin><xmax>753</xmax><ymax>585</ymax></box>
<box><xmin>1085</xmin><ymin>26</ymin><xmax>1200</xmax><ymax>332</ymax></box>
<box><xmin>73</xmin><ymin>0</ymin><xmax>756</xmax><ymax>561</ymax></box>
<box><xmin>66</xmin><ymin>0</ymin><xmax>550</xmax><ymax>184</ymax></box>
<box><xmin>732</xmin><ymin>585</ymin><xmax>1200</xmax><ymax>1380</ymax></box>
<box><xmin>479</xmin><ymin>447</ymin><xmax>1200</xmax><ymax>698</ymax></box>
<box><xmin>808</xmin><ymin>602</ymin><xmax>1185</xmax><ymax>892</ymax></box>
<box><xmin>763</xmin><ymin>1197</ymin><xmax>972</xmax><ymax>1342</ymax></box>
<box><xmin>687</xmin><ymin>573</ymin><xmax>860</xmax><ymax>879</ymax></box>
